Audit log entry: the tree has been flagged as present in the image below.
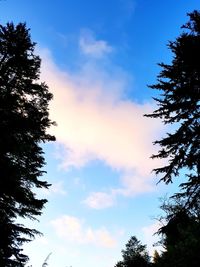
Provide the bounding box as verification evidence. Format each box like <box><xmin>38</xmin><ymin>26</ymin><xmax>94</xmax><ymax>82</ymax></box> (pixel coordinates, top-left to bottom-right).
<box><xmin>114</xmin><ymin>236</ymin><xmax>151</xmax><ymax>267</ymax></box>
<box><xmin>154</xmin><ymin>200</ymin><xmax>200</xmax><ymax>267</ymax></box>
<box><xmin>0</xmin><ymin>22</ymin><xmax>55</xmax><ymax>266</ymax></box>
<box><xmin>145</xmin><ymin>10</ymin><xmax>200</xmax><ymax>208</ymax></box>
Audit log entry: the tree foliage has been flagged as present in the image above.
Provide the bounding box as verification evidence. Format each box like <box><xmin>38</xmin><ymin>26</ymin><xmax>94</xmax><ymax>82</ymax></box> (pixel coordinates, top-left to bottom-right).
<box><xmin>155</xmin><ymin>200</ymin><xmax>200</xmax><ymax>267</ymax></box>
<box><xmin>114</xmin><ymin>236</ymin><xmax>151</xmax><ymax>267</ymax></box>
<box><xmin>145</xmin><ymin>10</ymin><xmax>200</xmax><ymax>208</ymax></box>
<box><xmin>0</xmin><ymin>22</ymin><xmax>55</xmax><ymax>266</ymax></box>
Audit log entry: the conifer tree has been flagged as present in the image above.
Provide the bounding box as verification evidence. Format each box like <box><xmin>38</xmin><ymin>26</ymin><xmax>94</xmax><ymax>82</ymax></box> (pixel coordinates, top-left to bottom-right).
<box><xmin>0</xmin><ymin>22</ymin><xmax>55</xmax><ymax>266</ymax></box>
<box><xmin>145</xmin><ymin>10</ymin><xmax>200</xmax><ymax>208</ymax></box>
<box><xmin>155</xmin><ymin>200</ymin><xmax>200</xmax><ymax>267</ymax></box>
<box><xmin>114</xmin><ymin>236</ymin><xmax>150</xmax><ymax>267</ymax></box>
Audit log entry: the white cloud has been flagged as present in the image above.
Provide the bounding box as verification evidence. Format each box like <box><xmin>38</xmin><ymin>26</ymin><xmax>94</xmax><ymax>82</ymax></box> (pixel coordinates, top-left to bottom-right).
<box><xmin>73</xmin><ymin>177</ymin><xmax>86</xmax><ymax>190</ymax></box>
<box><xmin>39</xmin><ymin>42</ymin><xmax>163</xmax><ymax>208</ymax></box>
<box><xmin>79</xmin><ymin>29</ymin><xmax>113</xmax><ymax>58</ymax></box>
<box><xmin>83</xmin><ymin>192</ymin><xmax>115</xmax><ymax>209</ymax></box>
<box><xmin>50</xmin><ymin>215</ymin><xmax>116</xmax><ymax>248</ymax></box>
<box><xmin>142</xmin><ymin>221</ymin><xmax>163</xmax><ymax>256</ymax></box>
<box><xmin>36</xmin><ymin>236</ymin><xmax>49</xmax><ymax>245</ymax></box>
<box><xmin>116</xmin><ymin>173</ymin><xmax>155</xmax><ymax>197</ymax></box>
<box><xmin>83</xmin><ymin>174</ymin><xmax>154</xmax><ymax>209</ymax></box>
<box><xmin>41</xmin><ymin>181</ymin><xmax>67</xmax><ymax>196</ymax></box>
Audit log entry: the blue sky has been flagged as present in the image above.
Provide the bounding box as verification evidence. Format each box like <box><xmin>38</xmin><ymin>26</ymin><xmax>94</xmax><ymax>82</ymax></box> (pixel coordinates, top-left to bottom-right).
<box><xmin>1</xmin><ymin>1</ymin><xmax>199</xmax><ymax>267</ymax></box>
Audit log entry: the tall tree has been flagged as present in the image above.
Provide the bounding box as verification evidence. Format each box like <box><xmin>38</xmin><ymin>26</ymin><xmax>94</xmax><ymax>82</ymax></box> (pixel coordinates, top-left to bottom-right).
<box><xmin>114</xmin><ymin>236</ymin><xmax>151</xmax><ymax>267</ymax></box>
<box><xmin>0</xmin><ymin>22</ymin><xmax>55</xmax><ymax>266</ymax></box>
<box><xmin>145</xmin><ymin>10</ymin><xmax>200</xmax><ymax>208</ymax></box>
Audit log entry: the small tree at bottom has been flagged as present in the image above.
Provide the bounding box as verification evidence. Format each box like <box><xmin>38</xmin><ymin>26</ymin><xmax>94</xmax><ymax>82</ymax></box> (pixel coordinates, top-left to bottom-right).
<box><xmin>115</xmin><ymin>236</ymin><xmax>151</xmax><ymax>267</ymax></box>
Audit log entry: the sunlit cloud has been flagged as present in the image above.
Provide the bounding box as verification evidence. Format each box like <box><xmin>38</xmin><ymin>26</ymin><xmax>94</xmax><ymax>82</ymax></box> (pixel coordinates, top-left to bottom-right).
<box><xmin>79</xmin><ymin>29</ymin><xmax>113</xmax><ymax>58</ymax></box>
<box><xmin>41</xmin><ymin>181</ymin><xmax>67</xmax><ymax>196</ymax></box>
<box><xmin>73</xmin><ymin>177</ymin><xmax>86</xmax><ymax>190</ymax></box>
<box><xmin>36</xmin><ymin>236</ymin><xmax>49</xmax><ymax>245</ymax></box>
<box><xmin>142</xmin><ymin>221</ymin><xmax>163</xmax><ymax>256</ymax></box>
<box><xmin>84</xmin><ymin>174</ymin><xmax>154</xmax><ymax>209</ymax></box>
<box><xmin>116</xmin><ymin>173</ymin><xmax>155</xmax><ymax>197</ymax></box>
<box><xmin>39</xmin><ymin>32</ymin><xmax>163</xmax><ymax>208</ymax></box>
<box><xmin>83</xmin><ymin>192</ymin><xmax>115</xmax><ymax>209</ymax></box>
<box><xmin>50</xmin><ymin>215</ymin><xmax>116</xmax><ymax>248</ymax></box>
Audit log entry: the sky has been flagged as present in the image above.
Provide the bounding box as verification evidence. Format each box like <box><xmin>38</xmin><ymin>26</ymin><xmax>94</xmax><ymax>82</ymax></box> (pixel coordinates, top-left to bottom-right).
<box><xmin>0</xmin><ymin>1</ymin><xmax>199</xmax><ymax>267</ymax></box>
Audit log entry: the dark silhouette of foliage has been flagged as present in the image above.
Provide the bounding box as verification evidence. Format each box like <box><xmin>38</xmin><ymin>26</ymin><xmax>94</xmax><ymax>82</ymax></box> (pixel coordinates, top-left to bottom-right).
<box><xmin>155</xmin><ymin>200</ymin><xmax>200</xmax><ymax>267</ymax></box>
<box><xmin>0</xmin><ymin>22</ymin><xmax>55</xmax><ymax>266</ymax></box>
<box><xmin>145</xmin><ymin>10</ymin><xmax>200</xmax><ymax>208</ymax></box>
<box><xmin>114</xmin><ymin>236</ymin><xmax>151</xmax><ymax>267</ymax></box>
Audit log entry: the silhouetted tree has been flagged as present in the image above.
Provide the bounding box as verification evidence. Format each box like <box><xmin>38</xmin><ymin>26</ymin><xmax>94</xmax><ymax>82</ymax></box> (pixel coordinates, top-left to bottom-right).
<box><xmin>155</xmin><ymin>200</ymin><xmax>200</xmax><ymax>267</ymax></box>
<box><xmin>114</xmin><ymin>236</ymin><xmax>151</xmax><ymax>267</ymax></box>
<box><xmin>145</xmin><ymin>10</ymin><xmax>200</xmax><ymax>208</ymax></box>
<box><xmin>0</xmin><ymin>22</ymin><xmax>55</xmax><ymax>266</ymax></box>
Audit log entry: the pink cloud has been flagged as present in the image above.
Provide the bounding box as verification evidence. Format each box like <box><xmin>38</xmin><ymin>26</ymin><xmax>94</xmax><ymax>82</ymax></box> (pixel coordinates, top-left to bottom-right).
<box><xmin>50</xmin><ymin>215</ymin><xmax>116</xmax><ymax>248</ymax></box>
<box><xmin>39</xmin><ymin>47</ymin><xmax>163</xmax><ymax>207</ymax></box>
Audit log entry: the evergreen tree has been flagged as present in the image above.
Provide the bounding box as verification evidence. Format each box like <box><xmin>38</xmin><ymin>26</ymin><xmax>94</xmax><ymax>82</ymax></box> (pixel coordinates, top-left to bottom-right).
<box><xmin>114</xmin><ymin>236</ymin><xmax>151</xmax><ymax>267</ymax></box>
<box><xmin>0</xmin><ymin>22</ymin><xmax>55</xmax><ymax>266</ymax></box>
<box><xmin>145</xmin><ymin>10</ymin><xmax>200</xmax><ymax>208</ymax></box>
<box><xmin>155</xmin><ymin>200</ymin><xmax>200</xmax><ymax>267</ymax></box>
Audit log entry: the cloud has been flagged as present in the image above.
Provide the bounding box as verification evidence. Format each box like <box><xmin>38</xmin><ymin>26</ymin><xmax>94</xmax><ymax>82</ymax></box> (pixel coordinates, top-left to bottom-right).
<box><xmin>83</xmin><ymin>192</ymin><xmax>115</xmax><ymax>209</ymax></box>
<box><xmin>41</xmin><ymin>181</ymin><xmax>67</xmax><ymax>196</ymax></box>
<box><xmin>79</xmin><ymin>29</ymin><xmax>113</xmax><ymax>58</ymax></box>
<box><xmin>115</xmin><ymin>173</ymin><xmax>155</xmax><ymax>196</ymax></box>
<box><xmin>142</xmin><ymin>221</ymin><xmax>163</xmax><ymax>256</ymax></box>
<box><xmin>83</xmin><ymin>174</ymin><xmax>154</xmax><ymax>209</ymax></box>
<box><xmin>73</xmin><ymin>177</ymin><xmax>86</xmax><ymax>190</ymax></box>
<box><xmin>36</xmin><ymin>236</ymin><xmax>49</xmax><ymax>245</ymax></box>
<box><xmin>50</xmin><ymin>215</ymin><xmax>116</xmax><ymax>248</ymax></box>
<box><xmin>39</xmin><ymin>36</ymin><xmax>163</xmax><ymax>207</ymax></box>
